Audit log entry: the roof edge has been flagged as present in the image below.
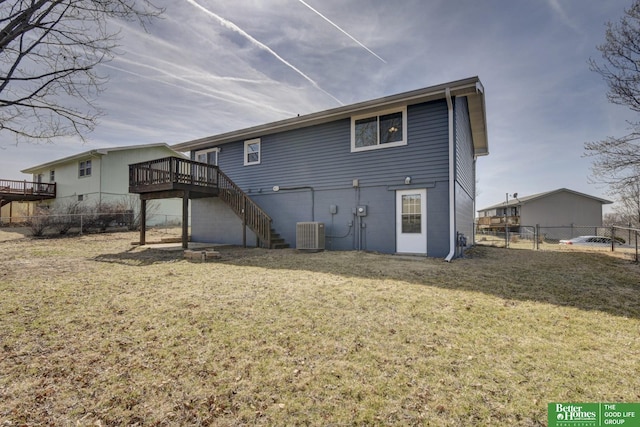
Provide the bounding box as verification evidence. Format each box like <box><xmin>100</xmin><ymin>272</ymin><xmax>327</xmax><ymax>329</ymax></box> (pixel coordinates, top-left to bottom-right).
<box><xmin>21</xmin><ymin>143</ymin><xmax>181</xmax><ymax>174</ymax></box>
<box><xmin>172</xmin><ymin>76</ymin><xmax>486</xmax><ymax>152</ymax></box>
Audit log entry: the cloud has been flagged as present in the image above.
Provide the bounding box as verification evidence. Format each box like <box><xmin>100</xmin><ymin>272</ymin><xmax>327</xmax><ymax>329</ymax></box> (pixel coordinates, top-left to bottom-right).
<box><xmin>183</xmin><ymin>0</ymin><xmax>343</xmax><ymax>105</ymax></box>
<box><xmin>546</xmin><ymin>0</ymin><xmax>583</xmax><ymax>35</ymax></box>
<box><xmin>296</xmin><ymin>0</ymin><xmax>386</xmax><ymax>63</ymax></box>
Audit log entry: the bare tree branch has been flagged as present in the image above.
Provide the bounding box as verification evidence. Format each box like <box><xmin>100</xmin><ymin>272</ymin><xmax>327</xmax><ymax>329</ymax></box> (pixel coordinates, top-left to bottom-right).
<box><xmin>587</xmin><ymin>0</ymin><xmax>640</xmax><ymax>195</ymax></box>
<box><xmin>0</xmin><ymin>0</ymin><xmax>163</xmax><ymax>143</ymax></box>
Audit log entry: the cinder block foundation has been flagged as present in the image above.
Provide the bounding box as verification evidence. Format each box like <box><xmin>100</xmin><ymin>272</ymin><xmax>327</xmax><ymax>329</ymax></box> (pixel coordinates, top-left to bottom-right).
<box><xmin>183</xmin><ymin>249</ymin><xmax>221</xmax><ymax>261</ymax></box>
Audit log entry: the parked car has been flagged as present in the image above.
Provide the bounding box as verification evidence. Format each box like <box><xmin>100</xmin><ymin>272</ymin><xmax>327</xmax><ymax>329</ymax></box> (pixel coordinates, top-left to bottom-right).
<box><xmin>558</xmin><ymin>236</ymin><xmax>618</xmax><ymax>246</ymax></box>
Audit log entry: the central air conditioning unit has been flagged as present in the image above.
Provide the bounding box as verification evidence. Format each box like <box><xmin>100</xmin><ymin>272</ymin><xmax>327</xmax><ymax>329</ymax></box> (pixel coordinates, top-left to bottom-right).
<box><xmin>296</xmin><ymin>222</ymin><xmax>325</xmax><ymax>251</ymax></box>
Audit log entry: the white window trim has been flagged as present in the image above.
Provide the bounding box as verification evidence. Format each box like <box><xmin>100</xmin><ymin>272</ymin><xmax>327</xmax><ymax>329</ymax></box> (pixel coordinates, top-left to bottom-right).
<box><xmin>351</xmin><ymin>106</ymin><xmax>408</xmax><ymax>153</ymax></box>
<box><xmin>195</xmin><ymin>147</ymin><xmax>220</xmax><ymax>165</ymax></box>
<box><xmin>79</xmin><ymin>160</ymin><xmax>92</xmax><ymax>178</ymax></box>
<box><xmin>244</xmin><ymin>138</ymin><xmax>261</xmax><ymax>166</ymax></box>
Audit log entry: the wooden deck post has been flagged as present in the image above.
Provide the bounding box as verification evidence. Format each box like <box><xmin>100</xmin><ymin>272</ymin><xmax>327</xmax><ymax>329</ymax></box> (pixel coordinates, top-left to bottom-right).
<box><xmin>140</xmin><ymin>198</ymin><xmax>146</xmax><ymax>245</ymax></box>
<box><xmin>182</xmin><ymin>191</ymin><xmax>189</xmax><ymax>249</ymax></box>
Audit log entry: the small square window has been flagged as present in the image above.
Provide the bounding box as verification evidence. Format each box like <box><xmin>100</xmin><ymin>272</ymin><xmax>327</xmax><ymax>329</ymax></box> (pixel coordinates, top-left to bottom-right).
<box><xmin>244</xmin><ymin>138</ymin><xmax>261</xmax><ymax>166</ymax></box>
<box><xmin>79</xmin><ymin>160</ymin><xmax>92</xmax><ymax>177</ymax></box>
<box><xmin>78</xmin><ymin>194</ymin><xmax>84</xmax><ymax>201</ymax></box>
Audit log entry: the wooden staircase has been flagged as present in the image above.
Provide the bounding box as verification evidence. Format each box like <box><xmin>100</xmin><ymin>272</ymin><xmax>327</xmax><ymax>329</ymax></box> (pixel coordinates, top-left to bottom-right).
<box><xmin>129</xmin><ymin>157</ymin><xmax>289</xmax><ymax>249</ymax></box>
<box><xmin>215</xmin><ymin>167</ymin><xmax>289</xmax><ymax>249</ymax></box>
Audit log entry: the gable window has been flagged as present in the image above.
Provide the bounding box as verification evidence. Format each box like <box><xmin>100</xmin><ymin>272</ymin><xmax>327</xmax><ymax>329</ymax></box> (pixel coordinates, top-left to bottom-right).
<box><xmin>79</xmin><ymin>160</ymin><xmax>92</xmax><ymax>177</ymax></box>
<box><xmin>351</xmin><ymin>107</ymin><xmax>407</xmax><ymax>152</ymax></box>
<box><xmin>244</xmin><ymin>138</ymin><xmax>261</xmax><ymax>165</ymax></box>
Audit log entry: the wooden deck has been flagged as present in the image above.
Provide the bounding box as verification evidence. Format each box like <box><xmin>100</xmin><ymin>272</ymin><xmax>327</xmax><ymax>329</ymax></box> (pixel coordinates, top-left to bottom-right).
<box><xmin>0</xmin><ymin>179</ymin><xmax>56</xmax><ymax>207</ymax></box>
<box><xmin>128</xmin><ymin>156</ymin><xmax>220</xmax><ymax>198</ymax></box>
<box><xmin>129</xmin><ymin>157</ymin><xmax>284</xmax><ymax>250</ymax></box>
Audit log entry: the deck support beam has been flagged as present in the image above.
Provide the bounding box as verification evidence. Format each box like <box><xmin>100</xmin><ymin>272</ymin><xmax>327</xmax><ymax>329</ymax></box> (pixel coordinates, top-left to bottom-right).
<box><xmin>182</xmin><ymin>191</ymin><xmax>189</xmax><ymax>249</ymax></box>
<box><xmin>140</xmin><ymin>198</ymin><xmax>147</xmax><ymax>245</ymax></box>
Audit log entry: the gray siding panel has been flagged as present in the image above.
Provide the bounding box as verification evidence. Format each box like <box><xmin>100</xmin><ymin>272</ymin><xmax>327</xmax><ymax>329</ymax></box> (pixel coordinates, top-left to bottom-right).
<box><xmin>218</xmin><ymin>100</ymin><xmax>449</xmax><ymax>191</ymax></box>
<box><xmin>454</xmin><ymin>96</ymin><xmax>476</xmax><ymax>248</ymax></box>
<box><xmin>426</xmin><ymin>182</ymin><xmax>450</xmax><ymax>257</ymax></box>
<box><xmin>193</xmin><ymin>99</ymin><xmax>454</xmax><ymax>254</ymax></box>
<box><xmin>455</xmin><ymin>96</ymin><xmax>475</xmax><ymax>197</ymax></box>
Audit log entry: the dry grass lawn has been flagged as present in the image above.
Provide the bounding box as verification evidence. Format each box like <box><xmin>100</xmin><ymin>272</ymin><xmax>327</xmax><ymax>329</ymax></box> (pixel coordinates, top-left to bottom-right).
<box><xmin>0</xmin><ymin>228</ymin><xmax>639</xmax><ymax>426</ymax></box>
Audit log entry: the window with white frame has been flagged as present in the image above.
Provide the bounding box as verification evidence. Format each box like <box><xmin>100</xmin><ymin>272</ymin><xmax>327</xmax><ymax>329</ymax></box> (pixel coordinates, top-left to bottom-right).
<box><xmin>244</xmin><ymin>138</ymin><xmax>261</xmax><ymax>165</ymax></box>
<box><xmin>195</xmin><ymin>148</ymin><xmax>219</xmax><ymax>165</ymax></box>
<box><xmin>351</xmin><ymin>107</ymin><xmax>407</xmax><ymax>152</ymax></box>
<box><xmin>79</xmin><ymin>160</ymin><xmax>92</xmax><ymax>177</ymax></box>
<box><xmin>49</xmin><ymin>170</ymin><xmax>55</xmax><ymax>182</ymax></box>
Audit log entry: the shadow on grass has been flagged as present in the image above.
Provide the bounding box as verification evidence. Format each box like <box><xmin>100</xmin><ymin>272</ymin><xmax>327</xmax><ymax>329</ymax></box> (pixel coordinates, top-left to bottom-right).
<box><xmin>94</xmin><ymin>247</ymin><xmax>184</xmax><ymax>266</ymax></box>
<box><xmin>94</xmin><ymin>244</ymin><xmax>640</xmax><ymax>319</ymax></box>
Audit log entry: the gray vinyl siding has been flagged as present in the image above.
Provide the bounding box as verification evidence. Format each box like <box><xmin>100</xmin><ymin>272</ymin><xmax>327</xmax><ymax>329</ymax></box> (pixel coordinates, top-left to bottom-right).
<box><xmin>454</xmin><ymin>96</ymin><xmax>476</xmax><ymax>244</ymax></box>
<box><xmin>520</xmin><ymin>192</ymin><xmax>605</xmax><ymax>227</ymax></box>
<box><xmin>216</xmin><ymin>100</ymin><xmax>449</xmax><ymax>190</ymax></box>
<box><xmin>191</xmin><ymin>98</ymin><xmax>452</xmax><ymax>255</ymax></box>
<box><xmin>454</xmin><ymin>97</ymin><xmax>474</xmax><ymax>196</ymax></box>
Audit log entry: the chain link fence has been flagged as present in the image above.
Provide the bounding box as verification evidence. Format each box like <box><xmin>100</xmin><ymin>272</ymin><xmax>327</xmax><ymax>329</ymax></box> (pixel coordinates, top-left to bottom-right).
<box><xmin>475</xmin><ymin>223</ymin><xmax>639</xmax><ymax>262</ymax></box>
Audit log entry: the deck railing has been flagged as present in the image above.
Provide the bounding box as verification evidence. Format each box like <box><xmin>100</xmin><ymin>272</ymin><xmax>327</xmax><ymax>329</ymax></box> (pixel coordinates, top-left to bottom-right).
<box><xmin>0</xmin><ymin>179</ymin><xmax>56</xmax><ymax>198</ymax></box>
<box><xmin>477</xmin><ymin>215</ymin><xmax>520</xmax><ymax>226</ymax></box>
<box><xmin>129</xmin><ymin>157</ymin><xmax>273</xmax><ymax>248</ymax></box>
<box><xmin>129</xmin><ymin>157</ymin><xmax>219</xmax><ymax>188</ymax></box>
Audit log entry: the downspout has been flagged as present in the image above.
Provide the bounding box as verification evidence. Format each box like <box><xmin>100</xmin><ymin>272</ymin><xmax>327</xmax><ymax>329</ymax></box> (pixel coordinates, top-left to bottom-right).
<box><xmin>445</xmin><ymin>88</ymin><xmax>456</xmax><ymax>262</ymax></box>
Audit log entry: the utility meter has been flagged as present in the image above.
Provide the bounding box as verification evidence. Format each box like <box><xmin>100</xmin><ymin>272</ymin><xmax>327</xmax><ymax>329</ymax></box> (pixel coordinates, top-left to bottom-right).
<box><xmin>356</xmin><ymin>205</ymin><xmax>368</xmax><ymax>216</ymax></box>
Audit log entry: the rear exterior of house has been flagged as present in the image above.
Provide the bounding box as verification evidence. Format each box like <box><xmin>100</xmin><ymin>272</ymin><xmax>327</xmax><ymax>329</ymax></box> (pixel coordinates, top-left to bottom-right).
<box><xmin>173</xmin><ymin>77</ymin><xmax>488</xmax><ymax>258</ymax></box>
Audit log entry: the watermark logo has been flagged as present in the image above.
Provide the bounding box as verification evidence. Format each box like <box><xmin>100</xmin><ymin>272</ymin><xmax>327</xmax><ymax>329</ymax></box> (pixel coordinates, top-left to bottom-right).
<box><xmin>548</xmin><ymin>403</ymin><xmax>640</xmax><ymax>427</ymax></box>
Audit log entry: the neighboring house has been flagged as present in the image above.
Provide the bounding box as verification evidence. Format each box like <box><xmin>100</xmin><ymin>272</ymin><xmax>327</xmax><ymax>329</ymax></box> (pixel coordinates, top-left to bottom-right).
<box><xmin>130</xmin><ymin>76</ymin><xmax>488</xmax><ymax>258</ymax></box>
<box><xmin>21</xmin><ymin>144</ymin><xmax>186</xmax><ymax>224</ymax></box>
<box><xmin>477</xmin><ymin>188</ymin><xmax>612</xmax><ymax>230</ymax></box>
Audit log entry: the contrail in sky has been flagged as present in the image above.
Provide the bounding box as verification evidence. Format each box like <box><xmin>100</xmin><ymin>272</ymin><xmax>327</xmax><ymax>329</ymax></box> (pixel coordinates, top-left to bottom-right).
<box><xmin>103</xmin><ymin>61</ymin><xmax>294</xmax><ymax>116</ymax></box>
<box><xmin>184</xmin><ymin>0</ymin><xmax>343</xmax><ymax>105</ymax></box>
<box><xmin>297</xmin><ymin>0</ymin><xmax>386</xmax><ymax>64</ymax></box>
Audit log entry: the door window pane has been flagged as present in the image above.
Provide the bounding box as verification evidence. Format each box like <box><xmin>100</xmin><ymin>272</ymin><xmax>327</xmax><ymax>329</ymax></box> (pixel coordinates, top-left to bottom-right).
<box><xmin>401</xmin><ymin>194</ymin><xmax>421</xmax><ymax>233</ymax></box>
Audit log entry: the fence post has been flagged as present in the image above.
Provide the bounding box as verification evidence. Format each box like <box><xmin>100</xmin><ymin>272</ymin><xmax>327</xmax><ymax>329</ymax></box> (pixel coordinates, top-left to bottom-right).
<box><xmin>80</xmin><ymin>214</ymin><xmax>83</xmax><ymax>235</ymax></box>
<box><xmin>611</xmin><ymin>226</ymin><xmax>615</xmax><ymax>252</ymax></box>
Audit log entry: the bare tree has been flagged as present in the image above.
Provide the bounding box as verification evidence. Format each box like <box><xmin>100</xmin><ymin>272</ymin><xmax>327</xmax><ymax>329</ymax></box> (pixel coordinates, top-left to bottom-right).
<box><xmin>614</xmin><ymin>179</ymin><xmax>640</xmax><ymax>227</ymax></box>
<box><xmin>0</xmin><ymin>0</ymin><xmax>163</xmax><ymax>143</ymax></box>
<box><xmin>586</xmin><ymin>0</ymin><xmax>640</xmax><ymax>191</ymax></box>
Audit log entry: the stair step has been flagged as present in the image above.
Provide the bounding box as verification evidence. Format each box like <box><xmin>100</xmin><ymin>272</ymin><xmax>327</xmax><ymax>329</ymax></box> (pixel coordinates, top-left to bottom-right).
<box><xmin>271</xmin><ymin>242</ymin><xmax>290</xmax><ymax>249</ymax></box>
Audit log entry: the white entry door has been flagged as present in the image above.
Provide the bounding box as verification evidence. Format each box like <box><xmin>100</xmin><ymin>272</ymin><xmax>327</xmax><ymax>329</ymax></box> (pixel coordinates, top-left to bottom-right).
<box><xmin>396</xmin><ymin>189</ymin><xmax>427</xmax><ymax>254</ymax></box>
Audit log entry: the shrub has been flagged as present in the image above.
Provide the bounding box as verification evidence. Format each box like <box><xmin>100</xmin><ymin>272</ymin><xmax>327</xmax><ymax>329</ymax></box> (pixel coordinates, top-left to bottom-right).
<box><xmin>50</xmin><ymin>202</ymin><xmax>84</xmax><ymax>235</ymax></box>
<box><xmin>27</xmin><ymin>208</ymin><xmax>51</xmax><ymax>237</ymax></box>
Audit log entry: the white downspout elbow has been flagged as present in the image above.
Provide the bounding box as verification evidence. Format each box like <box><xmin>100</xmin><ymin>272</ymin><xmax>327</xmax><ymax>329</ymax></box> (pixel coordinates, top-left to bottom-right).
<box><xmin>445</xmin><ymin>88</ymin><xmax>456</xmax><ymax>262</ymax></box>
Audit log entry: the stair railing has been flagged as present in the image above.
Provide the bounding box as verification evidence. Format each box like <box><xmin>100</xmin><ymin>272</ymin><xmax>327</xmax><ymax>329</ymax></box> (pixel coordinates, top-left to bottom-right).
<box><xmin>215</xmin><ymin>168</ymin><xmax>272</xmax><ymax>248</ymax></box>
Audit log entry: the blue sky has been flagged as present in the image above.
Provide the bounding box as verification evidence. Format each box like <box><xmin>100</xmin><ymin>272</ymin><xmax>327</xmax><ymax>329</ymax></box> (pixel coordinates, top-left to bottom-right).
<box><xmin>0</xmin><ymin>0</ymin><xmax>634</xmax><ymax>212</ymax></box>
